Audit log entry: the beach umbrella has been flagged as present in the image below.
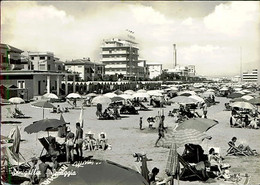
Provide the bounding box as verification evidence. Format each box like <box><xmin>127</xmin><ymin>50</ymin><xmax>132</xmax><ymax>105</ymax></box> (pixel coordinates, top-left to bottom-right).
<box><xmin>241</xmin><ymin>95</ymin><xmax>254</xmax><ymax>101</ymax></box>
<box><xmin>91</xmin><ymin>95</ymin><xmax>112</xmax><ymax>107</ymax></box>
<box><xmin>119</xmin><ymin>94</ymin><xmax>134</xmax><ymax>100</ymax></box>
<box><xmin>66</xmin><ymin>93</ymin><xmax>82</xmax><ymax>99</ymax></box>
<box><xmin>170</xmin><ymin>96</ymin><xmax>199</xmax><ymax>104</ymax></box>
<box><xmin>165</xmin><ymin>142</ymin><xmax>179</xmax><ymax>177</ymax></box>
<box><xmin>111</xmin><ymin>96</ymin><xmax>125</xmax><ymax>102</ymax></box>
<box><xmin>220</xmin><ymin>87</ymin><xmax>229</xmax><ymax>91</ymax></box>
<box><xmin>31</xmin><ymin>101</ymin><xmax>56</xmax><ymax>119</ymax></box>
<box><xmin>229</xmin><ymin>98</ymin><xmax>249</xmax><ymax>103</ymax></box>
<box><xmin>178</xmin><ymin>91</ymin><xmax>196</xmax><ymax>96</ymax></box>
<box><xmin>206</xmin><ymin>89</ymin><xmax>215</xmax><ymax>92</ymax></box>
<box><xmin>113</xmin><ymin>89</ymin><xmax>124</xmax><ymax>95</ymax></box>
<box><xmin>24</xmin><ymin>118</ymin><xmax>66</xmax><ymax>134</ymax></box>
<box><xmin>42</xmin><ymin>93</ymin><xmax>58</xmax><ymax>99</ymax></box>
<box><xmin>85</xmin><ymin>93</ymin><xmax>97</xmax><ymax>98</ymax></box>
<box><xmin>11</xmin><ymin>126</ymin><xmax>21</xmax><ymax>155</ymax></box>
<box><xmin>9</xmin><ymin>97</ymin><xmax>25</xmax><ymax>104</ymax></box>
<box><xmin>104</xmin><ymin>92</ymin><xmax>117</xmax><ymax>98</ymax></box>
<box><xmin>202</xmin><ymin>91</ymin><xmax>215</xmax><ymax>98</ymax></box>
<box><xmin>78</xmin><ymin>107</ymin><xmax>84</xmax><ymax>128</ymax></box>
<box><xmin>227</xmin><ymin>92</ymin><xmax>245</xmax><ymax>99</ymax></box>
<box><xmin>189</xmin><ymin>95</ymin><xmax>205</xmax><ymax>103</ymax></box>
<box><xmin>242</xmin><ymin>89</ymin><xmax>252</xmax><ymax>94</ymax></box>
<box><xmin>124</xmin><ymin>90</ymin><xmax>135</xmax><ymax>95</ymax></box>
<box><xmin>158</xmin><ymin>129</ymin><xmax>208</xmax><ymax>148</ymax></box>
<box><xmin>147</xmin><ymin>90</ymin><xmax>163</xmax><ymax>97</ymax></box>
<box><xmin>248</xmin><ymin>97</ymin><xmax>260</xmax><ymax>106</ymax></box>
<box><xmin>230</xmin><ymin>101</ymin><xmax>255</xmax><ymax>110</ymax></box>
<box><xmin>175</xmin><ymin>118</ymin><xmax>218</xmax><ymax>133</ymax></box>
<box><xmin>170</xmin><ymin>87</ymin><xmax>178</xmax><ymax>91</ymax></box>
<box><xmin>133</xmin><ymin>92</ymin><xmax>150</xmax><ymax>99</ymax></box>
<box><xmin>46</xmin><ymin>159</ymin><xmax>149</xmax><ymax>185</ymax></box>
<box><xmin>137</xmin><ymin>89</ymin><xmax>147</xmax><ymax>93</ymax></box>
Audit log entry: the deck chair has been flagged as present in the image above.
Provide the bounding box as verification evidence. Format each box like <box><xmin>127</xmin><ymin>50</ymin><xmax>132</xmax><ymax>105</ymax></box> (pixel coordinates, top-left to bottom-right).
<box><xmin>226</xmin><ymin>142</ymin><xmax>249</xmax><ymax>156</ymax></box>
<box><xmin>178</xmin><ymin>154</ymin><xmax>205</xmax><ymax>181</ymax></box>
<box><xmin>6</xmin><ymin>107</ymin><xmax>15</xmax><ymax>118</ymax></box>
<box><xmin>13</xmin><ymin>108</ymin><xmax>31</xmax><ymax>119</ymax></box>
<box><xmin>38</xmin><ymin>136</ymin><xmax>65</xmax><ymax>158</ymax></box>
<box><xmin>139</xmin><ymin>102</ymin><xmax>150</xmax><ymax>111</ymax></box>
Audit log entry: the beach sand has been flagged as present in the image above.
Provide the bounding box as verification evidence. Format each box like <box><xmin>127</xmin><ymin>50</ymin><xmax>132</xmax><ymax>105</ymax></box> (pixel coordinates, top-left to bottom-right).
<box><xmin>1</xmin><ymin>96</ymin><xmax>260</xmax><ymax>185</ymax></box>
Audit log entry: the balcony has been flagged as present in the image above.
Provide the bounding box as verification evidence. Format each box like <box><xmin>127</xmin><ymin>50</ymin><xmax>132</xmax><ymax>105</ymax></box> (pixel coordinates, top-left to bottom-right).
<box><xmin>101</xmin><ymin>51</ymin><xmax>129</xmax><ymax>55</ymax></box>
<box><xmin>105</xmin><ymin>64</ymin><xmax>127</xmax><ymax>68</ymax></box>
<box><xmin>101</xmin><ymin>58</ymin><xmax>129</xmax><ymax>62</ymax></box>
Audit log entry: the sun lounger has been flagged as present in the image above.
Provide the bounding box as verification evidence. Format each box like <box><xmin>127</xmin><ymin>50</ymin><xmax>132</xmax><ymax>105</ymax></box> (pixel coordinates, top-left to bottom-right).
<box><xmin>38</xmin><ymin>136</ymin><xmax>65</xmax><ymax>159</ymax></box>
<box><xmin>139</xmin><ymin>102</ymin><xmax>151</xmax><ymax>111</ymax></box>
<box><xmin>226</xmin><ymin>142</ymin><xmax>249</xmax><ymax>156</ymax></box>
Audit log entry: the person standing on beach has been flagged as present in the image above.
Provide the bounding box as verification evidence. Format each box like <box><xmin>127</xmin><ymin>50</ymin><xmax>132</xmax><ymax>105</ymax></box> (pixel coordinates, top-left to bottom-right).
<box><xmin>65</xmin><ymin>129</ymin><xmax>75</xmax><ymax>163</ymax></box>
<box><xmin>202</xmin><ymin>103</ymin><xmax>208</xmax><ymax>118</ymax></box>
<box><xmin>155</xmin><ymin>124</ymin><xmax>165</xmax><ymax>147</ymax></box>
<box><xmin>139</xmin><ymin>117</ymin><xmax>143</xmax><ymax>130</ymax></box>
<box><xmin>74</xmin><ymin>122</ymin><xmax>83</xmax><ymax>159</ymax></box>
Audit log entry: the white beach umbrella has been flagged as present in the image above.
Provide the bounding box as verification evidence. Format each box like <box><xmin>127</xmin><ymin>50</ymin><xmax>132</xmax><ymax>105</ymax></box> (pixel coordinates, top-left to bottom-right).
<box><xmin>202</xmin><ymin>91</ymin><xmax>215</xmax><ymax>98</ymax></box>
<box><xmin>147</xmin><ymin>90</ymin><xmax>163</xmax><ymax>97</ymax></box>
<box><xmin>133</xmin><ymin>92</ymin><xmax>150</xmax><ymax>99</ymax></box>
<box><xmin>91</xmin><ymin>95</ymin><xmax>111</xmax><ymax>107</ymax></box>
<box><xmin>66</xmin><ymin>93</ymin><xmax>82</xmax><ymax>99</ymax></box>
<box><xmin>118</xmin><ymin>94</ymin><xmax>134</xmax><ymax>100</ymax></box>
<box><xmin>124</xmin><ymin>90</ymin><xmax>135</xmax><ymax>95</ymax></box>
<box><xmin>104</xmin><ymin>92</ymin><xmax>117</xmax><ymax>98</ymax></box>
<box><xmin>136</xmin><ymin>89</ymin><xmax>147</xmax><ymax>93</ymax></box>
<box><xmin>230</xmin><ymin>101</ymin><xmax>255</xmax><ymax>110</ymax></box>
<box><xmin>42</xmin><ymin>93</ymin><xmax>58</xmax><ymax>99</ymax></box>
<box><xmin>9</xmin><ymin>97</ymin><xmax>25</xmax><ymax>104</ymax></box>
<box><xmin>241</xmin><ymin>95</ymin><xmax>254</xmax><ymax>101</ymax></box>
<box><xmin>189</xmin><ymin>95</ymin><xmax>205</xmax><ymax>103</ymax></box>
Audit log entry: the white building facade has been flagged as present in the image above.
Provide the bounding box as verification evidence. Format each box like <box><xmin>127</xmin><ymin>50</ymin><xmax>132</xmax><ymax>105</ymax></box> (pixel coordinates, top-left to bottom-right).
<box><xmin>242</xmin><ymin>69</ymin><xmax>258</xmax><ymax>83</ymax></box>
<box><xmin>146</xmin><ymin>63</ymin><xmax>162</xmax><ymax>79</ymax></box>
<box><xmin>28</xmin><ymin>52</ymin><xmax>56</xmax><ymax>71</ymax></box>
<box><xmin>100</xmin><ymin>38</ymin><xmax>145</xmax><ymax>78</ymax></box>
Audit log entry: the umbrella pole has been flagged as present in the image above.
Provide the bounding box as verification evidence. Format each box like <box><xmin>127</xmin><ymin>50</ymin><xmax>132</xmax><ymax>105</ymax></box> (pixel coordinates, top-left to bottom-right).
<box><xmin>43</xmin><ymin>108</ymin><xmax>44</xmax><ymax>119</ymax></box>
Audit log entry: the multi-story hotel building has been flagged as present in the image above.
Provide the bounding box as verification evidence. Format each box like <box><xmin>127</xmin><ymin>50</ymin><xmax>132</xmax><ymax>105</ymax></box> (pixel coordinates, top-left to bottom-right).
<box><xmin>242</xmin><ymin>69</ymin><xmax>258</xmax><ymax>83</ymax></box>
<box><xmin>28</xmin><ymin>51</ymin><xmax>56</xmax><ymax>71</ymax></box>
<box><xmin>101</xmin><ymin>38</ymin><xmax>144</xmax><ymax>79</ymax></box>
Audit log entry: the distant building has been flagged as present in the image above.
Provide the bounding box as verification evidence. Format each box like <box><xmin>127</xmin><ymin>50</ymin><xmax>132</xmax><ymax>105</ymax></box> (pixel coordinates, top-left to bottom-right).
<box><xmin>164</xmin><ymin>65</ymin><xmax>189</xmax><ymax>76</ymax></box>
<box><xmin>0</xmin><ymin>43</ymin><xmax>24</xmax><ymax>70</ymax></box>
<box><xmin>187</xmin><ymin>65</ymin><xmax>196</xmax><ymax>77</ymax></box>
<box><xmin>100</xmin><ymin>38</ymin><xmax>145</xmax><ymax>79</ymax></box>
<box><xmin>146</xmin><ymin>63</ymin><xmax>162</xmax><ymax>79</ymax></box>
<box><xmin>64</xmin><ymin>58</ymin><xmax>105</xmax><ymax>81</ymax></box>
<box><xmin>28</xmin><ymin>51</ymin><xmax>56</xmax><ymax>71</ymax></box>
<box><xmin>242</xmin><ymin>69</ymin><xmax>258</xmax><ymax>83</ymax></box>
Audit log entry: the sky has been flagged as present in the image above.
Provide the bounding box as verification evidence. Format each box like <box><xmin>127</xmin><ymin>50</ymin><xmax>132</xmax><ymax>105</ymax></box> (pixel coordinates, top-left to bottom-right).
<box><xmin>1</xmin><ymin>1</ymin><xmax>260</xmax><ymax>77</ymax></box>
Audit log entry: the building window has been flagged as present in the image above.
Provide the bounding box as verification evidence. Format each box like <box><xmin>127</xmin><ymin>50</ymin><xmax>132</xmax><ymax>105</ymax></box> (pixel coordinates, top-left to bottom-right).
<box><xmin>40</xmin><ymin>56</ymin><xmax>45</xmax><ymax>60</ymax></box>
<box><xmin>31</xmin><ymin>56</ymin><xmax>34</xmax><ymax>60</ymax></box>
<box><xmin>47</xmin><ymin>56</ymin><xmax>51</xmax><ymax>60</ymax></box>
<box><xmin>48</xmin><ymin>65</ymin><xmax>51</xmax><ymax>70</ymax></box>
<box><xmin>17</xmin><ymin>80</ymin><xmax>25</xmax><ymax>89</ymax></box>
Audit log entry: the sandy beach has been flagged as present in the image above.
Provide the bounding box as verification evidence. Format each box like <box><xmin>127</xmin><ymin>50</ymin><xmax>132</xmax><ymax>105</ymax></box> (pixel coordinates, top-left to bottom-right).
<box><xmin>1</xmin><ymin>95</ymin><xmax>260</xmax><ymax>185</ymax></box>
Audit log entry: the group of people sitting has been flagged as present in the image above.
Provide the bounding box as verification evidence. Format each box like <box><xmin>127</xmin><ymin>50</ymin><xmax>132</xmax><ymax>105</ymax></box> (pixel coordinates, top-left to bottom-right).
<box><xmin>230</xmin><ymin>109</ymin><xmax>259</xmax><ymax>129</ymax></box>
<box><xmin>52</xmin><ymin>105</ymin><xmax>69</xmax><ymax>114</ymax></box>
<box><xmin>96</xmin><ymin>103</ymin><xmax>120</xmax><ymax>120</ymax></box>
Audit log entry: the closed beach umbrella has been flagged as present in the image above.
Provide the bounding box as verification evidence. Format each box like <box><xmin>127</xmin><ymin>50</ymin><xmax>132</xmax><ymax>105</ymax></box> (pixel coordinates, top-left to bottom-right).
<box><xmin>11</xmin><ymin>126</ymin><xmax>21</xmax><ymax>155</ymax></box>
<box><xmin>9</xmin><ymin>97</ymin><xmax>25</xmax><ymax>104</ymax></box>
<box><xmin>66</xmin><ymin>93</ymin><xmax>82</xmax><ymax>99</ymax></box>
<box><xmin>230</xmin><ymin>101</ymin><xmax>255</xmax><ymax>110</ymax></box>
<box><xmin>24</xmin><ymin>118</ymin><xmax>66</xmax><ymax>134</ymax></box>
<box><xmin>31</xmin><ymin>101</ymin><xmax>56</xmax><ymax>119</ymax></box>
<box><xmin>47</xmin><ymin>159</ymin><xmax>149</xmax><ymax>185</ymax></box>
<box><xmin>42</xmin><ymin>93</ymin><xmax>58</xmax><ymax>99</ymax></box>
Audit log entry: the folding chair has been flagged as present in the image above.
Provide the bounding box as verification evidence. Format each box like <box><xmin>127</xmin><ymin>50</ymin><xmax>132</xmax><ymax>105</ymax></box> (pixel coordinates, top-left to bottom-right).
<box><xmin>226</xmin><ymin>142</ymin><xmax>249</xmax><ymax>156</ymax></box>
<box><xmin>178</xmin><ymin>154</ymin><xmax>205</xmax><ymax>181</ymax></box>
<box><xmin>38</xmin><ymin>136</ymin><xmax>65</xmax><ymax>158</ymax></box>
<box><xmin>6</xmin><ymin>107</ymin><xmax>15</xmax><ymax>118</ymax></box>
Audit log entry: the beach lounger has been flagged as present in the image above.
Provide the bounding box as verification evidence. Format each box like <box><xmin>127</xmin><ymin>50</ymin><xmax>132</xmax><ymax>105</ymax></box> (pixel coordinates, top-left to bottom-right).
<box><xmin>38</xmin><ymin>136</ymin><xmax>65</xmax><ymax>159</ymax></box>
<box><xmin>139</xmin><ymin>102</ymin><xmax>151</xmax><ymax>111</ymax></box>
<box><xmin>178</xmin><ymin>154</ymin><xmax>205</xmax><ymax>181</ymax></box>
<box><xmin>226</xmin><ymin>142</ymin><xmax>249</xmax><ymax>156</ymax></box>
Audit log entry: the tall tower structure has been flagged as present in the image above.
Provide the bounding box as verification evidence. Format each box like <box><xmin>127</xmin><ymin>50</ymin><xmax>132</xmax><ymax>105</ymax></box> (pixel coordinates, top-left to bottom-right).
<box><xmin>173</xmin><ymin>44</ymin><xmax>177</xmax><ymax>68</ymax></box>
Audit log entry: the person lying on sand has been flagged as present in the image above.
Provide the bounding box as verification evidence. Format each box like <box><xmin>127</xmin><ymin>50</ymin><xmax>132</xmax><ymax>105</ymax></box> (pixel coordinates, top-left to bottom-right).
<box><xmin>229</xmin><ymin>137</ymin><xmax>258</xmax><ymax>156</ymax></box>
